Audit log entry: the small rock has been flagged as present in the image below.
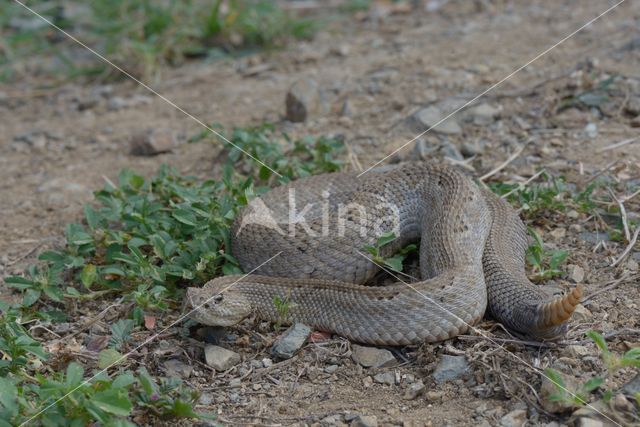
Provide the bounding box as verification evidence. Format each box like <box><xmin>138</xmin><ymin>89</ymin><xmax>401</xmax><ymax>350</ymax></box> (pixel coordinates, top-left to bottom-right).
<box><xmin>441</xmin><ymin>140</ymin><xmax>464</xmax><ymax>161</ymax></box>
<box><xmin>624</xmin><ymin>96</ymin><xmax>640</xmax><ymax>116</ymax></box>
<box><xmin>627</xmin><ymin>258</ymin><xmax>639</xmax><ymax>271</ymax></box>
<box><xmin>572</xmin><ymin>304</ymin><xmax>592</xmax><ymax>322</ymax></box>
<box><xmin>350</xmin><ymin>415</ymin><xmax>378</xmax><ymax>427</ymax></box>
<box><xmin>465</xmin><ymin>103</ymin><xmax>500</xmax><ymax>126</ymax></box>
<box><xmin>285</xmin><ymin>78</ymin><xmax>324</xmax><ymax>122</ymax></box>
<box><xmin>621</xmin><ymin>373</ymin><xmax>640</xmax><ymax>396</ymax></box>
<box><xmin>163</xmin><ymin>359</ymin><xmax>193</xmax><ymax>378</ymax></box>
<box><xmin>567</xmin><ymin>210</ymin><xmax>580</xmax><ymax>220</ymax></box>
<box><xmin>363</xmin><ymin>376</ymin><xmax>373</xmax><ymax>388</ymax></box>
<box><xmin>229</xmin><ymin>378</ymin><xmax>241</xmax><ymax>388</ymax></box>
<box><xmin>325</xmin><ymin>364</ymin><xmax>339</xmax><ymax>374</ymax></box>
<box><xmin>204</xmin><ymin>345</ymin><xmax>241</xmax><ymax>371</ymax></box>
<box><xmin>261</xmin><ymin>357</ymin><xmax>273</xmax><ymax>368</ymax></box>
<box><xmin>252</xmin><ymin>383</ymin><xmax>262</xmax><ymax>391</ymax></box>
<box><xmin>322</xmin><ymin>414</ymin><xmax>344</xmax><ymax>425</ymax></box>
<box><xmin>410</xmin><ymin>106</ymin><xmax>462</xmax><ymax>135</ymax></box>
<box><xmin>561</xmin><ymin>345</ymin><xmax>591</xmax><ymax>358</ymax></box>
<box><xmin>578</xmin><ymin>231</ymin><xmax>610</xmax><ymax>244</ymax></box>
<box><xmin>351</xmin><ymin>344</ymin><xmax>396</xmax><ymax>368</ymax></box>
<box><xmin>460</xmin><ymin>140</ymin><xmax>485</xmax><ymax>157</ymax></box>
<box><xmin>568</xmin><ymin>264</ymin><xmax>585</xmax><ymax>283</ymax></box>
<box><xmin>271</xmin><ymin>323</ymin><xmax>311</xmax><ymax>359</ymax></box>
<box><xmin>432</xmin><ymin>355</ymin><xmax>471</xmax><ymax>383</ymax></box>
<box><xmin>425</xmin><ymin>390</ymin><xmax>444</xmax><ymax>401</ymax></box>
<box><xmin>613</xmin><ymin>393</ymin><xmax>633</xmax><ymax>412</ymax></box>
<box><xmin>403</xmin><ymin>380</ymin><xmax>425</xmax><ymax>400</ymax></box>
<box><xmin>584</xmin><ymin>123</ymin><xmax>598</xmax><ymax>138</ymax></box>
<box><xmin>550</xmin><ymin>228</ymin><xmax>567</xmax><ymax>240</ymax></box>
<box><xmin>540</xmin><ymin>369</ymin><xmax>579</xmax><ymax>413</ymax></box>
<box><xmin>500</xmin><ymin>409</ymin><xmax>527</xmax><ymax>427</ymax></box>
<box><xmin>575</xmin><ymin>418</ymin><xmax>604</xmax><ymax>427</ymax></box>
<box><xmin>373</xmin><ymin>371</ymin><xmax>396</xmax><ymax>385</ymax></box>
<box><xmin>130</xmin><ymin>128</ymin><xmax>177</xmax><ymax>156</ymax></box>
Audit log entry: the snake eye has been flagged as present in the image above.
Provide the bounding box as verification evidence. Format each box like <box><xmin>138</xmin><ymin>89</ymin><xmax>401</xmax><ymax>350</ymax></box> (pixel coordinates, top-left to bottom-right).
<box><xmin>213</xmin><ymin>294</ymin><xmax>224</xmax><ymax>303</ymax></box>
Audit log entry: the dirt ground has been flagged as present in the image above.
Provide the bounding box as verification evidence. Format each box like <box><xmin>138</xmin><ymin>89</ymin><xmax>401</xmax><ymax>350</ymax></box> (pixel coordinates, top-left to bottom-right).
<box><xmin>1</xmin><ymin>0</ymin><xmax>640</xmax><ymax>426</ymax></box>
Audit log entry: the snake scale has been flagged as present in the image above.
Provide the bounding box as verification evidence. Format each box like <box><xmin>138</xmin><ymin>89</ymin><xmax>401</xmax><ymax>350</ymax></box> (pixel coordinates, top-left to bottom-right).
<box><xmin>185</xmin><ymin>163</ymin><xmax>582</xmax><ymax>345</ymax></box>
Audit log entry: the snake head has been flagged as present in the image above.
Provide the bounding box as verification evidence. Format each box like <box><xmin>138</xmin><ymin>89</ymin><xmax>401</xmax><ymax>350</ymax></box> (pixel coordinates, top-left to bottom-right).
<box><xmin>183</xmin><ymin>282</ymin><xmax>252</xmax><ymax>327</ymax></box>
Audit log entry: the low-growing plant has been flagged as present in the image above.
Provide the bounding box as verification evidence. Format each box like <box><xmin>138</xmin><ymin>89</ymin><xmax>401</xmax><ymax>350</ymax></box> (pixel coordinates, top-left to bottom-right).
<box><xmin>273</xmin><ymin>292</ymin><xmax>297</xmax><ymax>332</ymax></box>
<box><xmin>364</xmin><ymin>232</ymin><xmax>417</xmax><ymax>274</ymax></box>
<box><xmin>545</xmin><ymin>330</ymin><xmax>640</xmax><ymax>408</ymax></box>
<box><xmin>525</xmin><ymin>229</ymin><xmax>569</xmax><ymax>281</ymax></box>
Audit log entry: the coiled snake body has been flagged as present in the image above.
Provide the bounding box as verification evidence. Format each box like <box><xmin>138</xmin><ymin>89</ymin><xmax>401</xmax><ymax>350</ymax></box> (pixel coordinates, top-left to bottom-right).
<box><xmin>185</xmin><ymin>163</ymin><xmax>582</xmax><ymax>345</ymax></box>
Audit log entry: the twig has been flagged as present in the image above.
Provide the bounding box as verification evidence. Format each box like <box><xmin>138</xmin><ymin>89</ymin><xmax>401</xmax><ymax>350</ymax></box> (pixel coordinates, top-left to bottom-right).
<box><xmin>597</xmin><ymin>136</ymin><xmax>639</xmax><ymax>152</ymax></box>
<box><xmin>608</xmin><ymin>188</ymin><xmax>630</xmax><ymax>242</ymax></box>
<box><xmin>621</xmin><ymin>188</ymin><xmax>640</xmax><ymax>204</ymax></box>
<box><xmin>458</xmin><ymin>335</ymin><xmax>561</xmax><ymax>348</ymax></box>
<box><xmin>583</xmin><ymin>274</ymin><xmax>638</xmax><ymax>303</ymax></box>
<box><xmin>610</xmin><ymin>227</ymin><xmax>640</xmax><ymax>267</ymax></box>
<box><xmin>480</xmin><ymin>140</ymin><xmax>530</xmax><ymax>182</ymax></box>
<box><xmin>500</xmin><ymin>169</ymin><xmax>547</xmax><ymax>199</ymax></box>
<box><xmin>583</xmin><ymin>160</ymin><xmax>619</xmax><ymax>187</ymax></box>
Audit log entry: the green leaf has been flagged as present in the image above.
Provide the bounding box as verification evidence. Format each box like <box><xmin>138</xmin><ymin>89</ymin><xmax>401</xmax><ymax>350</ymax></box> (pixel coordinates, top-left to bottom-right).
<box><xmin>0</xmin><ymin>377</ymin><xmax>18</xmax><ymax>418</ymax></box>
<box><xmin>92</xmin><ymin>389</ymin><xmax>133</xmax><ymax>416</ymax></box>
<box><xmin>112</xmin><ymin>372</ymin><xmax>136</xmax><ymax>389</ymax></box>
<box><xmin>109</xmin><ymin>319</ymin><xmax>135</xmax><ymax>349</ymax></box>
<box><xmin>22</xmin><ymin>289</ymin><xmax>41</xmax><ymax>307</ymax></box>
<box><xmin>376</xmin><ymin>231</ymin><xmax>397</xmax><ymax>247</ymax></box>
<box><xmin>98</xmin><ymin>348</ymin><xmax>124</xmax><ymax>369</ymax></box>
<box><xmin>4</xmin><ymin>276</ymin><xmax>34</xmax><ymax>288</ymax></box>
<box><xmin>586</xmin><ymin>330</ymin><xmax>608</xmax><ymax>353</ymax></box>
<box><xmin>581</xmin><ymin>377</ymin><xmax>603</xmax><ymax>393</ymax></box>
<box><xmin>172</xmin><ymin>209</ymin><xmax>197</xmax><ymax>226</ymax></box>
<box><xmin>129</xmin><ymin>174</ymin><xmax>145</xmax><ymax>191</ymax></box>
<box><xmin>171</xmin><ymin>399</ymin><xmax>199</xmax><ymax>418</ymax></box>
<box><xmin>81</xmin><ymin>264</ymin><xmax>98</xmax><ymax>288</ymax></box>
<box><xmin>383</xmin><ymin>255</ymin><xmax>405</xmax><ymax>272</ymax></box>
<box><xmin>65</xmin><ymin>362</ymin><xmax>85</xmax><ymax>387</ymax></box>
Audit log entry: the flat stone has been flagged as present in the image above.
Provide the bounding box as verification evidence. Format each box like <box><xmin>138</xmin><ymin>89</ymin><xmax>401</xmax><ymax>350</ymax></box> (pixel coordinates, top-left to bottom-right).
<box><xmin>403</xmin><ymin>380</ymin><xmax>425</xmax><ymax>400</ymax></box>
<box><xmin>351</xmin><ymin>344</ymin><xmax>396</xmax><ymax>368</ymax></box>
<box><xmin>578</xmin><ymin>231</ymin><xmax>610</xmax><ymax>244</ymax></box>
<box><xmin>622</xmin><ymin>373</ymin><xmax>640</xmax><ymax>396</ymax></box>
<box><xmin>204</xmin><ymin>345</ymin><xmax>240</xmax><ymax>371</ymax></box>
<box><xmin>271</xmin><ymin>323</ymin><xmax>311</xmax><ymax>359</ymax></box>
<box><xmin>572</xmin><ymin>304</ymin><xmax>592</xmax><ymax>322</ymax></box>
<box><xmin>325</xmin><ymin>364</ymin><xmax>339</xmax><ymax>374</ymax></box>
<box><xmin>130</xmin><ymin>128</ymin><xmax>177</xmax><ymax>156</ymax></box>
<box><xmin>163</xmin><ymin>359</ymin><xmax>193</xmax><ymax>378</ymax></box>
<box><xmin>432</xmin><ymin>355</ymin><xmax>471</xmax><ymax>383</ymax></box>
<box><xmin>285</xmin><ymin>78</ymin><xmax>324</xmax><ymax>122</ymax></box>
<box><xmin>500</xmin><ymin>409</ymin><xmax>527</xmax><ymax>427</ymax></box>
<box><xmin>350</xmin><ymin>415</ymin><xmax>378</xmax><ymax>427</ymax></box>
<box><xmin>460</xmin><ymin>140</ymin><xmax>486</xmax><ymax>157</ymax></box>
<box><xmin>465</xmin><ymin>103</ymin><xmax>501</xmax><ymax>125</ymax></box>
<box><xmin>568</xmin><ymin>264</ymin><xmax>585</xmax><ymax>283</ymax></box>
<box><xmin>373</xmin><ymin>371</ymin><xmax>395</xmax><ymax>385</ymax></box>
<box><xmin>576</xmin><ymin>418</ymin><xmax>604</xmax><ymax>427</ymax></box>
<box><xmin>410</xmin><ymin>106</ymin><xmax>462</xmax><ymax>134</ymax></box>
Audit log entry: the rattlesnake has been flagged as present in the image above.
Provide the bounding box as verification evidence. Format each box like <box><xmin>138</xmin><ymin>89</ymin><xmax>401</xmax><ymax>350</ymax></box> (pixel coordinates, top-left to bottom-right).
<box><xmin>184</xmin><ymin>163</ymin><xmax>582</xmax><ymax>345</ymax></box>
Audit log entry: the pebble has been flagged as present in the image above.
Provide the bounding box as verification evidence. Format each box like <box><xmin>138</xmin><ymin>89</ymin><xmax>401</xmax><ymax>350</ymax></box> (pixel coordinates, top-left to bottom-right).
<box><xmin>130</xmin><ymin>128</ymin><xmax>177</xmax><ymax>156</ymax></box>
<box><xmin>350</xmin><ymin>415</ymin><xmax>378</xmax><ymax>427</ymax></box>
<box><xmin>409</xmin><ymin>106</ymin><xmax>462</xmax><ymax>135</ymax></box>
<box><xmin>373</xmin><ymin>371</ymin><xmax>396</xmax><ymax>385</ymax></box>
<box><xmin>204</xmin><ymin>345</ymin><xmax>241</xmax><ymax>371</ymax></box>
<box><xmin>432</xmin><ymin>355</ymin><xmax>471</xmax><ymax>383</ymax></box>
<box><xmin>624</xmin><ymin>96</ymin><xmax>640</xmax><ymax>116</ymax></box>
<box><xmin>425</xmin><ymin>390</ymin><xmax>444</xmax><ymax>401</ymax></box>
<box><xmin>261</xmin><ymin>357</ymin><xmax>273</xmax><ymax>368</ymax></box>
<box><xmin>567</xmin><ymin>264</ymin><xmax>585</xmax><ymax>283</ymax></box>
<box><xmin>578</xmin><ymin>231</ymin><xmax>610</xmax><ymax>244</ymax></box>
<box><xmin>460</xmin><ymin>140</ymin><xmax>486</xmax><ymax>157</ymax></box>
<box><xmin>576</xmin><ymin>418</ymin><xmax>604</xmax><ymax>427</ymax></box>
<box><xmin>550</xmin><ymin>228</ymin><xmax>566</xmax><ymax>240</ymax></box>
<box><xmin>271</xmin><ymin>323</ymin><xmax>311</xmax><ymax>359</ymax></box>
<box><xmin>285</xmin><ymin>78</ymin><xmax>324</xmax><ymax>122</ymax></box>
<box><xmin>621</xmin><ymin>373</ymin><xmax>640</xmax><ymax>395</ymax></box>
<box><xmin>351</xmin><ymin>344</ymin><xmax>396</xmax><ymax>368</ymax></box>
<box><xmin>500</xmin><ymin>409</ymin><xmax>527</xmax><ymax>427</ymax></box>
<box><xmin>572</xmin><ymin>304</ymin><xmax>592</xmax><ymax>322</ymax></box>
<box><xmin>627</xmin><ymin>258</ymin><xmax>639</xmax><ymax>271</ymax></box>
<box><xmin>107</xmin><ymin>94</ymin><xmax>152</xmax><ymax>111</ymax></box>
<box><xmin>567</xmin><ymin>210</ymin><xmax>580</xmax><ymax>220</ymax></box>
<box><xmin>584</xmin><ymin>123</ymin><xmax>598</xmax><ymax>138</ymax></box>
<box><xmin>163</xmin><ymin>359</ymin><xmax>193</xmax><ymax>378</ymax></box>
<box><xmin>325</xmin><ymin>364</ymin><xmax>339</xmax><ymax>374</ymax></box>
<box><xmin>403</xmin><ymin>380</ymin><xmax>425</xmax><ymax>400</ymax></box>
<box><xmin>613</xmin><ymin>393</ymin><xmax>633</xmax><ymax>412</ymax></box>
<box><xmin>540</xmin><ymin>369</ymin><xmax>579</xmax><ymax>413</ymax></box>
<box><xmin>440</xmin><ymin>140</ymin><xmax>464</xmax><ymax>161</ymax></box>
<box><xmin>465</xmin><ymin>103</ymin><xmax>500</xmax><ymax>126</ymax></box>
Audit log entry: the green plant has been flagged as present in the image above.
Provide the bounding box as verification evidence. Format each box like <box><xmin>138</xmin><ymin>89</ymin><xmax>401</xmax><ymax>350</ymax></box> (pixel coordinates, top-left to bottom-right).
<box><xmin>273</xmin><ymin>292</ymin><xmax>297</xmax><ymax>332</ymax></box>
<box><xmin>544</xmin><ymin>330</ymin><xmax>640</xmax><ymax>408</ymax></box>
<box><xmin>525</xmin><ymin>229</ymin><xmax>569</xmax><ymax>281</ymax></box>
<box><xmin>0</xmin><ymin>303</ymin><xmax>48</xmax><ymax>376</ymax></box>
<box><xmin>0</xmin><ymin>363</ymin><xmax>212</xmax><ymax>426</ymax></box>
<box><xmin>363</xmin><ymin>232</ymin><xmax>417</xmax><ymax>273</ymax></box>
<box><xmin>489</xmin><ymin>172</ymin><xmax>568</xmax><ymax>218</ymax></box>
